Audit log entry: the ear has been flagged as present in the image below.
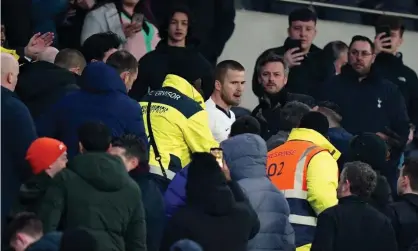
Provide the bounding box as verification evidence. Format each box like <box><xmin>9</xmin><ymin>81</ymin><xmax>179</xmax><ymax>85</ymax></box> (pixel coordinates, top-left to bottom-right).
<box><xmin>6</xmin><ymin>72</ymin><xmax>12</xmax><ymax>84</ymax></box>
<box><xmin>120</xmin><ymin>71</ymin><xmax>129</xmax><ymax>83</ymax></box>
<box><xmin>399</xmin><ymin>37</ymin><xmax>404</xmax><ymax>46</ymax></box>
<box><xmin>371</xmin><ymin>53</ymin><xmax>376</xmax><ymax>64</ymax></box>
<box><xmin>132</xmin><ymin>157</ymin><xmax>139</xmax><ymax>169</ymax></box>
<box><xmin>215</xmin><ymin>80</ymin><xmax>222</xmax><ymax>91</ymax></box>
<box><xmin>283</xmin><ymin>75</ymin><xmax>288</xmax><ymax>86</ymax></box>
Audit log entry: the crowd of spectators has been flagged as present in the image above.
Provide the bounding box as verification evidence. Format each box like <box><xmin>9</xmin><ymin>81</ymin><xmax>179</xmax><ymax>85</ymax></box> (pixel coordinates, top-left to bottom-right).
<box><xmin>1</xmin><ymin>1</ymin><xmax>418</xmax><ymax>251</ymax></box>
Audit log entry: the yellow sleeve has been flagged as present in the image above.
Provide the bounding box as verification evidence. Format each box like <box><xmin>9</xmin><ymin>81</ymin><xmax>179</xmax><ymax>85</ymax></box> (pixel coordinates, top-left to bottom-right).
<box><xmin>1</xmin><ymin>47</ymin><xmax>20</xmax><ymax>60</ymax></box>
<box><xmin>183</xmin><ymin>110</ymin><xmax>219</xmax><ymax>152</ymax></box>
<box><xmin>306</xmin><ymin>151</ymin><xmax>338</xmax><ymax>215</ymax></box>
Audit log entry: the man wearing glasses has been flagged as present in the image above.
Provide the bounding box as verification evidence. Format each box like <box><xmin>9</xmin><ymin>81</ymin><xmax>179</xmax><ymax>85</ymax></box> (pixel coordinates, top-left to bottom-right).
<box><xmin>319</xmin><ymin>35</ymin><xmax>410</xmax><ymax>195</ymax></box>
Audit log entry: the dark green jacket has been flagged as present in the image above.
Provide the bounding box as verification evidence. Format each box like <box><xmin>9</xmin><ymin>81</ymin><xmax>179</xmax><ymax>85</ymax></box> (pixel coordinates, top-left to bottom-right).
<box><xmin>11</xmin><ymin>171</ymin><xmax>53</xmax><ymax>216</ymax></box>
<box><xmin>38</xmin><ymin>153</ymin><xmax>147</xmax><ymax>251</ymax></box>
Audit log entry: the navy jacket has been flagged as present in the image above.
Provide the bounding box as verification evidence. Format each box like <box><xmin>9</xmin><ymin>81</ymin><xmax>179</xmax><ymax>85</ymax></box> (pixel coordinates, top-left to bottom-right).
<box><xmin>36</xmin><ymin>62</ymin><xmax>148</xmax><ymax>157</ymax></box>
<box><xmin>320</xmin><ymin>65</ymin><xmax>409</xmax><ymax>143</ymax></box>
<box><xmin>1</xmin><ymin>87</ymin><xmax>37</xmax><ymax>225</ymax></box>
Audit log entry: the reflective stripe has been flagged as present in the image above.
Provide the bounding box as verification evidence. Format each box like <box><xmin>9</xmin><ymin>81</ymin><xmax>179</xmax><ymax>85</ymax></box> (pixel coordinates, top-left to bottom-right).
<box><xmin>289</xmin><ymin>214</ymin><xmax>317</xmax><ymax>227</ymax></box>
<box><xmin>294</xmin><ymin>146</ymin><xmax>318</xmax><ymax>191</ymax></box>
<box><xmin>149</xmin><ymin>165</ymin><xmax>176</xmax><ymax>180</ymax></box>
<box><xmin>282</xmin><ymin>189</ymin><xmax>308</xmax><ymax>199</ymax></box>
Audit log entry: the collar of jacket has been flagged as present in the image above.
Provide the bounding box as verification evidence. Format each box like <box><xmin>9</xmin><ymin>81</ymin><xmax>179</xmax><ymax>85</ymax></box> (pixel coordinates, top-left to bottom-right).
<box><xmin>339</xmin><ymin>195</ymin><xmax>368</xmax><ymax>204</ymax></box>
<box><xmin>1</xmin><ymin>86</ymin><xmax>18</xmax><ymax>98</ymax></box>
<box><xmin>400</xmin><ymin>193</ymin><xmax>418</xmax><ymax>208</ymax></box>
<box><xmin>340</xmin><ymin>64</ymin><xmax>380</xmax><ymax>84</ymax></box>
<box><xmin>260</xmin><ymin>88</ymin><xmax>289</xmax><ymax>110</ymax></box>
<box><xmin>162</xmin><ymin>74</ymin><xmax>206</xmax><ymax>109</ymax></box>
<box><xmin>287</xmin><ymin>128</ymin><xmax>341</xmax><ymax>160</ymax></box>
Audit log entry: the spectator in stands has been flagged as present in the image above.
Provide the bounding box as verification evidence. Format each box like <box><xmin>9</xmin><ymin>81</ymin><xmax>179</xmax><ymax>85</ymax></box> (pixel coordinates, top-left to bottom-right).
<box><xmin>312</xmin><ymin>161</ymin><xmax>397</xmax><ymax>251</ymax></box>
<box><xmin>318</xmin><ymin>41</ymin><xmax>348</xmax><ymax>83</ymax></box>
<box><xmin>38</xmin><ymin>121</ymin><xmax>147</xmax><ymax>251</ymax></box>
<box><xmin>54</xmin><ymin>48</ymin><xmax>87</xmax><ymax>75</ymax></box>
<box><xmin>266</xmin><ymin>101</ymin><xmax>311</xmax><ymax>151</ymax></box>
<box><xmin>229</xmin><ymin>115</ymin><xmax>261</xmax><ymax>137</ymax></box>
<box><xmin>252</xmin><ymin>53</ymin><xmax>315</xmax><ymax>140</ymax></box>
<box><xmin>16</xmin><ymin>49</ymin><xmax>84</xmax><ymax>119</ymax></box>
<box><xmin>267</xmin><ymin>112</ymin><xmax>340</xmax><ymax>251</ymax></box>
<box><xmin>129</xmin><ymin>4</ymin><xmax>213</xmax><ymax>101</ymax></box>
<box><xmin>6</xmin><ymin>212</ymin><xmax>62</xmax><ymax>251</ymax></box>
<box><xmin>373</xmin><ymin>16</ymin><xmax>418</xmax><ymax>140</ymax></box>
<box><xmin>320</xmin><ymin>35</ymin><xmax>410</xmax><ymax>193</ymax></box>
<box><xmin>151</xmin><ymin>0</ymin><xmax>235</xmax><ymax>66</ymax></box>
<box><xmin>81</xmin><ymin>0</ymin><xmax>159</xmax><ymax>61</ymax></box>
<box><xmin>1</xmin><ymin>31</ymin><xmax>54</xmax><ymax>64</ymax></box>
<box><xmin>36</xmin><ymin>50</ymin><xmax>147</xmax><ymax>158</ymax></box>
<box><xmin>60</xmin><ymin>228</ymin><xmax>98</xmax><ymax>251</ymax></box>
<box><xmin>57</xmin><ymin>0</ymin><xmax>97</xmax><ymax>50</ymax></box>
<box><xmin>81</xmin><ymin>32</ymin><xmax>121</xmax><ymax>62</ymax></box>
<box><xmin>160</xmin><ymin>152</ymin><xmax>260</xmax><ymax>251</ymax></box>
<box><xmin>348</xmin><ymin>133</ymin><xmax>392</xmax><ymax>213</ymax></box>
<box><xmin>1</xmin><ymin>53</ymin><xmax>37</xmax><ymax>228</ymax></box>
<box><xmin>206</xmin><ymin>60</ymin><xmax>245</xmax><ymax>143</ymax></box>
<box><xmin>386</xmin><ymin>158</ymin><xmax>418</xmax><ymax>251</ymax></box>
<box><xmin>222</xmin><ymin>133</ymin><xmax>296</xmax><ymax>251</ymax></box>
<box><xmin>139</xmin><ymin>56</ymin><xmax>218</xmax><ymax>189</ymax></box>
<box><xmin>317</xmin><ymin>101</ymin><xmax>353</xmax><ymax>167</ymax></box>
<box><xmin>164</xmin><ymin>116</ymin><xmax>261</xmax><ymax>219</ymax></box>
<box><xmin>11</xmin><ymin>138</ymin><xmax>67</xmax><ymax>216</ymax></box>
<box><xmin>253</xmin><ymin>7</ymin><xmax>322</xmax><ymax>96</ymax></box>
<box><xmin>110</xmin><ymin>134</ymin><xmax>165</xmax><ymax>251</ymax></box>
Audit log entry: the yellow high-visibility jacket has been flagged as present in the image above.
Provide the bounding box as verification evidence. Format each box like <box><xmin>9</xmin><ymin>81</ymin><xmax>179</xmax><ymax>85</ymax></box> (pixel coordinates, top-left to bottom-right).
<box><xmin>140</xmin><ymin>74</ymin><xmax>219</xmax><ymax>179</ymax></box>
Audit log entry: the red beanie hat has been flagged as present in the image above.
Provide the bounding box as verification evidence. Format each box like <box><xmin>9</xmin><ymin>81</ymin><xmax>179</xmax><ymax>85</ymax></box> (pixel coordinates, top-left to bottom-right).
<box><xmin>26</xmin><ymin>137</ymin><xmax>67</xmax><ymax>174</ymax></box>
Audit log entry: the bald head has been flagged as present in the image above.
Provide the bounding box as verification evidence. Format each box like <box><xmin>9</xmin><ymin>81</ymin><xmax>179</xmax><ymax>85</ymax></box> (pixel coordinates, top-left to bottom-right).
<box><xmin>1</xmin><ymin>52</ymin><xmax>19</xmax><ymax>91</ymax></box>
<box><xmin>38</xmin><ymin>47</ymin><xmax>59</xmax><ymax>63</ymax></box>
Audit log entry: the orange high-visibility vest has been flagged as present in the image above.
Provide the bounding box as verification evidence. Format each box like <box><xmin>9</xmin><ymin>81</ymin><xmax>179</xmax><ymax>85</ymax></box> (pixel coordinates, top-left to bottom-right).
<box><xmin>267</xmin><ymin>140</ymin><xmax>328</xmax><ymax>247</ymax></box>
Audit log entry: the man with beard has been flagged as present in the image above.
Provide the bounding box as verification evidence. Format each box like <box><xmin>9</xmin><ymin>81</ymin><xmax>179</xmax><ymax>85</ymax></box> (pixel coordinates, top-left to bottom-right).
<box><xmin>319</xmin><ymin>35</ymin><xmax>410</xmax><ymax>193</ymax></box>
<box><xmin>252</xmin><ymin>53</ymin><xmax>315</xmax><ymax>140</ymax></box>
<box><xmin>206</xmin><ymin>60</ymin><xmax>245</xmax><ymax>143</ymax></box>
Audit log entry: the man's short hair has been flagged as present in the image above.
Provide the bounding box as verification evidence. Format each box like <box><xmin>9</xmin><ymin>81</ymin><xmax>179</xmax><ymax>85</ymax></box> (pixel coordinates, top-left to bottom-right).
<box><xmin>230</xmin><ymin>115</ymin><xmax>261</xmax><ymax>137</ymax></box>
<box><xmin>299</xmin><ymin>111</ymin><xmax>329</xmax><ymax>136</ymax></box>
<box><xmin>78</xmin><ymin>121</ymin><xmax>112</xmax><ymax>152</ymax></box>
<box><xmin>106</xmin><ymin>50</ymin><xmax>138</xmax><ymax>74</ymax></box>
<box><xmin>279</xmin><ymin>101</ymin><xmax>311</xmax><ymax>131</ymax></box>
<box><xmin>54</xmin><ymin>48</ymin><xmax>87</xmax><ymax>71</ymax></box>
<box><xmin>323</xmin><ymin>41</ymin><xmax>348</xmax><ymax>61</ymax></box>
<box><xmin>81</xmin><ymin>32</ymin><xmax>121</xmax><ymax>62</ymax></box>
<box><xmin>349</xmin><ymin>35</ymin><xmax>375</xmax><ymax>53</ymax></box>
<box><xmin>341</xmin><ymin>161</ymin><xmax>377</xmax><ymax>198</ymax></box>
<box><xmin>215</xmin><ymin>60</ymin><xmax>245</xmax><ymax>82</ymax></box>
<box><xmin>403</xmin><ymin>157</ymin><xmax>418</xmax><ymax>191</ymax></box>
<box><xmin>6</xmin><ymin>212</ymin><xmax>43</xmax><ymax>244</ymax></box>
<box><xmin>288</xmin><ymin>7</ymin><xmax>317</xmax><ymax>26</ymax></box>
<box><xmin>111</xmin><ymin>134</ymin><xmax>148</xmax><ymax>164</ymax></box>
<box><xmin>375</xmin><ymin>15</ymin><xmax>405</xmax><ymax>37</ymax></box>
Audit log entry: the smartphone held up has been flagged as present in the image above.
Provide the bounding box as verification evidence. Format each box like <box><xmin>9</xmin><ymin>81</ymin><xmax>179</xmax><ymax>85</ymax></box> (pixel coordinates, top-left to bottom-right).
<box><xmin>375</xmin><ymin>25</ymin><xmax>392</xmax><ymax>50</ymax></box>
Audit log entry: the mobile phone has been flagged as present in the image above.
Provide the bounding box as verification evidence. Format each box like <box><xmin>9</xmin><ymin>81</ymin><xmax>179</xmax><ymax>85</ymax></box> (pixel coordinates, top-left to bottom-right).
<box><xmin>375</xmin><ymin>26</ymin><xmax>391</xmax><ymax>49</ymax></box>
<box><xmin>132</xmin><ymin>13</ymin><xmax>144</xmax><ymax>24</ymax></box>
<box><xmin>210</xmin><ymin>148</ymin><xmax>223</xmax><ymax>168</ymax></box>
<box><xmin>285</xmin><ymin>39</ymin><xmax>302</xmax><ymax>52</ymax></box>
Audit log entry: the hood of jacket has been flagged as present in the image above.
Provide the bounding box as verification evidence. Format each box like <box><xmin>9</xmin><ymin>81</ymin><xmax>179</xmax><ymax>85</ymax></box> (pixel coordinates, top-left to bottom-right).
<box><xmin>68</xmin><ymin>153</ymin><xmax>129</xmax><ymax>192</ymax></box>
<box><xmin>26</xmin><ymin>232</ymin><xmax>62</xmax><ymax>251</ymax></box>
<box><xmin>18</xmin><ymin>172</ymin><xmax>53</xmax><ymax>204</ymax></box>
<box><xmin>16</xmin><ymin>61</ymin><xmax>79</xmax><ymax>100</ymax></box>
<box><xmin>162</xmin><ymin>74</ymin><xmax>205</xmax><ymax>109</ymax></box>
<box><xmin>288</xmin><ymin>128</ymin><xmax>341</xmax><ymax>161</ymax></box>
<box><xmin>80</xmin><ymin>62</ymin><xmax>127</xmax><ymax>94</ymax></box>
<box><xmin>186</xmin><ymin>153</ymin><xmax>234</xmax><ymax>215</ymax></box>
<box><xmin>328</xmin><ymin>127</ymin><xmax>353</xmax><ymax>142</ymax></box>
<box><xmin>402</xmin><ymin>193</ymin><xmax>418</xmax><ymax>209</ymax></box>
<box><xmin>221</xmin><ymin>134</ymin><xmax>267</xmax><ymax>180</ymax></box>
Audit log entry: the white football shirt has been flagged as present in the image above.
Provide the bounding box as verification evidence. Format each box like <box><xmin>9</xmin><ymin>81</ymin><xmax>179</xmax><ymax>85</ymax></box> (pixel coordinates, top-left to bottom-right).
<box><xmin>205</xmin><ymin>97</ymin><xmax>236</xmax><ymax>143</ymax></box>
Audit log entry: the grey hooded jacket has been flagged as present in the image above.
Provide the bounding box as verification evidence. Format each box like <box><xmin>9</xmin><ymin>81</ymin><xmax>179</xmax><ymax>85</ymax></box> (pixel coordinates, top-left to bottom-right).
<box><xmin>222</xmin><ymin>134</ymin><xmax>295</xmax><ymax>251</ymax></box>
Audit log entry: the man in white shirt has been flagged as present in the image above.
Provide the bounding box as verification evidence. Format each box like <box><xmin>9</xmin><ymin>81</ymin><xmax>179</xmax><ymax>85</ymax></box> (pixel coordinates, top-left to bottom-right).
<box><xmin>206</xmin><ymin>60</ymin><xmax>246</xmax><ymax>142</ymax></box>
